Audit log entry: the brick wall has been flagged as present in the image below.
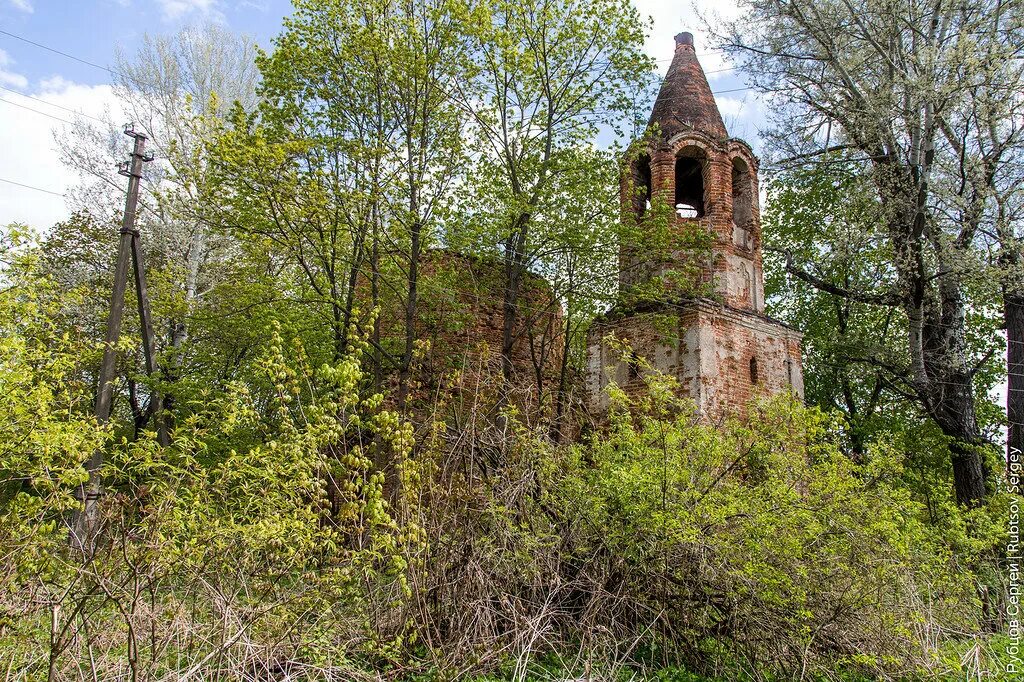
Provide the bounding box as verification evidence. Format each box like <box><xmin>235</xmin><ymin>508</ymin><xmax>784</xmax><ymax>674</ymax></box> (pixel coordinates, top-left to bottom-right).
<box><xmin>375</xmin><ymin>250</ymin><xmax>564</xmax><ymax>417</ymax></box>
<box><xmin>587</xmin><ymin>300</ymin><xmax>803</xmax><ymax>421</ymax></box>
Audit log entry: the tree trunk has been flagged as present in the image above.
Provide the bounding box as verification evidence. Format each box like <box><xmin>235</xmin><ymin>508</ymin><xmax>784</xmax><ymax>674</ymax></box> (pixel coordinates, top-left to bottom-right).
<box><xmin>550</xmin><ymin>314</ymin><xmax>574</xmax><ymax>444</ymax></box>
<box><xmin>921</xmin><ymin>276</ymin><xmax>989</xmax><ymax>507</ymax></box>
<box><xmin>370</xmin><ymin>207</ymin><xmax>382</xmax><ymax>391</ymax></box>
<box><xmin>501</xmin><ymin>219</ymin><xmax>530</xmax><ymax>388</ymax></box>
<box><xmin>934</xmin><ymin>388</ymin><xmax>989</xmax><ymax>507</ymax></box>
<box><xmin>501</xmin><ymin>263</ymin><xmax>522</xmax><ymax>387</ymax></box>
<box><xmin>338</xmin><ymin>233</ymin><xmax>366</xmax><ymax>362</ymax></box>
<box><xmin>164</xmin><ymin>223</ymin><xmax>204</xmax><ymax>429</ymax></box>
<box><xmin>398</xmin><ymin>217</ymin><xmax>420</xmax><ymax>410</ymax></box>
<box><xmin>949</xmin><ymin>439</ymin><xmax>987</xmax><ymax>506</ymax></box>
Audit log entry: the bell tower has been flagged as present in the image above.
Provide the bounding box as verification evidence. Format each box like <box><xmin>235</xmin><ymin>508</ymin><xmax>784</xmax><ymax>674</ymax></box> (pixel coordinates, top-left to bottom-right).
<box><xmin>589</xmin><ymin>32</ymin><xmax>803</xmax><ymax>419</ymax></box>
<box><xmin>620</xmin><ymin>31</ymin><xmax>764</xmax><ymax>312</ymax></box>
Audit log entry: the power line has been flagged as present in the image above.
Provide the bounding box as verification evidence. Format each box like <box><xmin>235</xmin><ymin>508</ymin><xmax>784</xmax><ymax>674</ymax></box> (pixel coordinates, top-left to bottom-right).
<box><xmin>0</xmin><ymin>25</ymin><xmax>738</xmax><ymax>89</ymax></box>
<box><xmin>709</xmin><ymin>86</ymin><xmax>751</xmax><ymax>95</ymax></box>
<box><xmin>0</xmin><ymin>27</ymin><xmax>754</xmax><ymax>134</ymax></box>
<box><xmin>0</xmin><ymin>24</ymin><xmax>1014</xmax><ymax>377</ymax></box>
<box><xmin>0</xmin><ymin>84</ymin><xmax>107</xmax><ymax>124</ymax></box>
<box><xmin>0</xmin><ymin>153</ymin><xmax>1012</xmax><ymax>382</ymax></box>
<box><xmin>0</xmin><ymin>96</ymin><xmax>73</xmax><ymax>124</ymax></box>
<box><xmin>0</xmin><ymin>29</ymin><xmax>125</xmax><ymax>80</ymax></box>
<box><xmin>0</xmin><ymin>176</ymin><xmax>66</xmax><ymax>197</ymax></box>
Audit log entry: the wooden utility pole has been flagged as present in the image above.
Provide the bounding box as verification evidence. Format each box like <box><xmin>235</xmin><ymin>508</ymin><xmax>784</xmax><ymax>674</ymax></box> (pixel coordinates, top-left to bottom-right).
<box><xmin>73</xmin><ymin>124</ymin><xmax>167</xmax><ymax>549</ymax></box>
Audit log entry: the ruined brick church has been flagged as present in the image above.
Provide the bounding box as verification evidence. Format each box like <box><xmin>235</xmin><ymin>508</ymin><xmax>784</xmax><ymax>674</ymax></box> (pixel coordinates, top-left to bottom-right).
<box><xmin>586</xmin><ymin>32</ymin><xmax>803</xmax><ymax>419</ymax></box>
<box><xmin>401</xmin><ymin>33</ymin><xmax>801</xmax><ymax>423</ymax></box>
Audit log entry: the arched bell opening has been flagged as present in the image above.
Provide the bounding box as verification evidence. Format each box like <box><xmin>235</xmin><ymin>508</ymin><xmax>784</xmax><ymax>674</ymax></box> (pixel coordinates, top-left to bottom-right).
<box><xmin>632</xmin><ymin>153</ymin><xmax>652</xmax><ymax>220</ymax></box>
<box><xmin>674</xmin><ymin>148</ymin><xmax>706</xmax><ymax>218</ymax></box>
<box><xmin>731</xmin><ymin>157</ymin><xmax>754</xmax><ymax>249</ymax></box>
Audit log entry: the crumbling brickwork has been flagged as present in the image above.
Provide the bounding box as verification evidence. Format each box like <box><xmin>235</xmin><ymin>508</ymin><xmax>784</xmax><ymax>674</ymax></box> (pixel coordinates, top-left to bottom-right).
<box><xmin>590</xmin><ymin>31</ymin><xmax>803</xmax><ymax>421</ymax></box>
<box><xmin>379</xmin><ymin>250</ymin><xmax>563</xmax><ymax>415</ymax></box>
<box><xmin>587</xmin><ymin>300</ymin><xmax>803</xmax><ymax>419</ymax></box>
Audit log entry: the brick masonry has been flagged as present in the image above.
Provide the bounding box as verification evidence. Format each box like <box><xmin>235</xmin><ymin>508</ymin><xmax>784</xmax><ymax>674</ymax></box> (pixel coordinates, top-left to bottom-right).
<box><xmin>379</xmin><ymin>250</ymin><xmax>563</xmax><ymax>414</ymax></box>
<box><xmin>587</xmin><ymin>300</ymin><xmax>803</xmax><ymax>419</ymax></box>
<box><xmin>589</xmin><ymin>32</ymin><xmax>803</xmax><ymax>421</ymax></box>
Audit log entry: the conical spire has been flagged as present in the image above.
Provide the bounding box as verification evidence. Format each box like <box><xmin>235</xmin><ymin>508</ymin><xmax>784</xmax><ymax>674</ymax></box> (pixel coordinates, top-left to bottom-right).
<box><xmin>648</xmin><ymin>32</ymin><xmax>728</xmax><ymax>140</ymax></box>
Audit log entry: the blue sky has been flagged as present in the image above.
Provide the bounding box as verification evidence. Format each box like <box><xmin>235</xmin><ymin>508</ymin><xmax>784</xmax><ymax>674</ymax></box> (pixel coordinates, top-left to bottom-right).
<box><xmin>0</xmin><ymin>0</ymin><xmax>763</xmax><ymax>229</ymax></box>
<box><xmin>0</xmin><ymin>1</ymin><xmax>291</xmax><ymax>87</ymax></box>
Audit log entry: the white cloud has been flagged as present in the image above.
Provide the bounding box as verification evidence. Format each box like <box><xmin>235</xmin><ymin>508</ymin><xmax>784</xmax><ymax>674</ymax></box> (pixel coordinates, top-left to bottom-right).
<box><xmin>633</xmin><ymin>0</ymin><xmax>743</xmax><ymax>77</ymax></box>
<box><xmin>719</xmin><ymin>95</ymin><xmax>765</xmax><ymax>143</ymax></box>
<box><xmin>8</xmin><ymin>0</ymin><xmax>33</xmax><ymax>13</ymax></box>
<box><xmin>0</xmin><ymin>49</ymin><xmax>29</xmax><ymax>89</ymax></box>
<box><xmin>157</xmin><ymin>0</ymin><xmax>220</xmax><ymax>22</ymax></box>
<box><xmin>0</xmin><ymin>77</ymin><xmax>122</xmax><ymax>230</ymax></box>
<box><xmin>0</xmin><ymin>70</ymin><xmax>28</xmax><ymax>88</ymax></box>
<box><xmin>715</xmin><ymin>95</ymin><xmax>743</xmax><ymax>118</ymax></box>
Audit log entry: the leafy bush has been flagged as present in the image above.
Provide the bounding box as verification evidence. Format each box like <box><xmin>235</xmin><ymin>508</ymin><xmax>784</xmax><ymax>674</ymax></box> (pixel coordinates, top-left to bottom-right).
<box><xmin>395</xmin><ymin>362</ymin><xmax>995</xmax><ymax>680</ymax></box>
<box><xmin>0</xmin><ymin>256</ymin><xmax>419</xmax><ymax>679</ymax></box>
<box><xmin>570</xmin><ymin>373</ymin><xmax>982</xmax><ymax>678</ymax></box>
<box><xmin>0</xmin><ymin>231</ymin><xmax>1004</xmax><ymax>680</ymax></box>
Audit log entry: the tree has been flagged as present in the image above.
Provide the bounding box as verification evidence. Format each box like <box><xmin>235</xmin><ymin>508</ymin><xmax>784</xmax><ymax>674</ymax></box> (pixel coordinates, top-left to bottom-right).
<box><xmin>719</xmin><ymin>0</ymin><xmax>1023</xmax><ymax>505</ymax></box>
<box><xmin>58</xmin><ymin>23</ymin><xmax>260</xmax><ymax>431</ymax></box>
<box><xmin>450</xmin><ymin>0</ymin><xmax>653</xmax><ymax>396</ymax></box>
<box><xmin>206</xmin><ymin>0</ymin><xmax>471</xmax><ymax>414</ymax></box>
<box><xmin>763</xmin><ymin>163</ymin><xmax>909</xmax><ymax>459</ymax></box>
<box><xmin>367</xmin><ymin>0</ymin><xmax>469</xmax><ymax>408</ymax></box>
<box><xmin>207</xmin><ymin>17</ymin><xmax>387</xmax><ymax>362</ymax></box>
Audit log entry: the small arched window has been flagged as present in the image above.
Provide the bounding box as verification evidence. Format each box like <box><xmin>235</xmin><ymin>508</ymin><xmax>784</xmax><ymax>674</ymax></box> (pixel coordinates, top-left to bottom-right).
<box><xmin>749</xmin><ymin>356</ymin><xmax>759</xmax><ymax>385</ymax></box>
<box><xmin>674</xmin><ymin>150</ymin><xmax>705</xmax><ymax>218</ymax></box>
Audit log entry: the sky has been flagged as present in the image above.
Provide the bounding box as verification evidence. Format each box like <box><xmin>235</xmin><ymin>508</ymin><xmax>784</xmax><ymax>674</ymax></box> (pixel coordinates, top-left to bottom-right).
<box><xmin>0</xmin><ymin>0</ymin><xmax>762</xmax><ymax>231</ymax></box>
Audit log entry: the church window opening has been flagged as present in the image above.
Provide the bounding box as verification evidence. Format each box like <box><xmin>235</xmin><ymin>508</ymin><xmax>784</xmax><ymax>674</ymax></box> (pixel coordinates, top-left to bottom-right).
<box><xmin>633</xmin><ymin>154</ymin><xmax>652</xmax><ymax>219</ymax></box>
<box><xmin>674</xmin><ymin>152</ymin><xmax>705</xmax><ymax>218</ymax></box>
<box><xmin>749</xmin><ymin>356</ymin><xmax>759</xmax><ymax>385</ymax></box>
<box><xmin>732</xmin><ymin>157</ymin><xmax>753</xmax><ymax>248</ymax></box>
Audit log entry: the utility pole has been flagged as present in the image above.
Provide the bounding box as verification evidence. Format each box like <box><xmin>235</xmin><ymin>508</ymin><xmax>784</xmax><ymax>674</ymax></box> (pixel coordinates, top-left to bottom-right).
<box><xmin>73</xmin><ymin>124</ymin><xmax>167</xmax><ymax>550</ymax></box>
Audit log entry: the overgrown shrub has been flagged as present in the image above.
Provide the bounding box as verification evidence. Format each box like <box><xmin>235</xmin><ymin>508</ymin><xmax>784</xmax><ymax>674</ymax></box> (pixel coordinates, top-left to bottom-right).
<box><xmin>399</xmin><ymin>364</ymin><xmax>998</xmax><ymax>680</ymax></box>
<box><xmin>0</xmin><ymin>233</ymin><xmax>1006</xmax><ymax>679</ymax></box>
<box><xmin>0</xmin><ymin>256</ymin><xmax>419</xmax><ymax>679</ymax></box>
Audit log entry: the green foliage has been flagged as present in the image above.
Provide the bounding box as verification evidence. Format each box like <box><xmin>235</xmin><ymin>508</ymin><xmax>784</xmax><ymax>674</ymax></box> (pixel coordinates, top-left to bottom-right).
<box><xmin>0</xmin><ymin>263</ymin><xmax>421</xmax><ymax>676</ymax></box>
<box><xmin>763</xmin><ymin>161</ymin><xmax>1004</xmax><ymax>447</ymax></box>
<box><xmin>0</xmin><ymin>222</ymin><xmax>1008</xmax><ymax>679</ymax></box>
<box><xmin>113</xmin><ymin>321</ymin><xmax>411</xmax><ymax>575</ymax></box>
<box><xmin>0</xmin><ymin>227</ymin><xmax>104</xmax><ymax>582</ymax></box>
<box><xmin>565</xmin><ymin>366</ymin><xmax>982</xmax><ymax>679</ymax></box>
<box><xmin>0</xmin><ymin>0</ymin><xmax>1015</xmax><ymax>678</ymax></box>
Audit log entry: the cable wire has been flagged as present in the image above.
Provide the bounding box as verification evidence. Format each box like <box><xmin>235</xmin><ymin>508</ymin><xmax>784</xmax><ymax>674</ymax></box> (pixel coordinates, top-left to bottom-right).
<box><xmin>0</xmin><ymin>84</ymin><xmax>108</xmax><ymax>124</ymax></box>
<box><xmin>0</xmin><ymin>176</ymin><xmax>67</xmax><ymax>197</ymax></box>
<box><xmin>0</xmin><ymin>96</ymin><xmax>74</xmax><ymax>124</ymax></box>
<box><xmin>0</xmin><ymin>29</ymin><xmax>126</xmax><ymax>80</ymax></box>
